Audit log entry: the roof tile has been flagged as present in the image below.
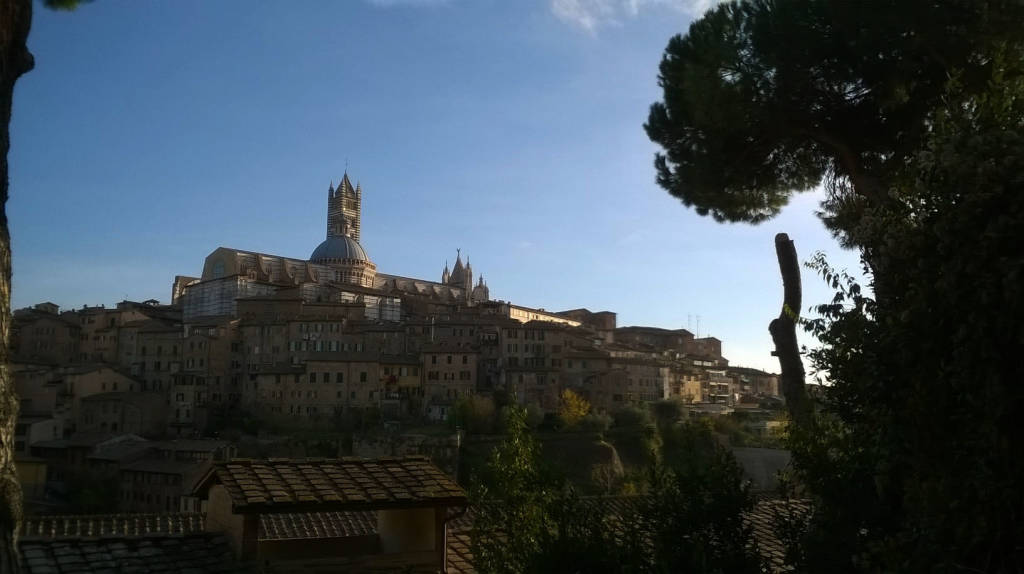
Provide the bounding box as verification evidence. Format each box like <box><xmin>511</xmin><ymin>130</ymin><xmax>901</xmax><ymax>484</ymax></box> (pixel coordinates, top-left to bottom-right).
<box><xmin>196</xmin><ymin>456</ymin><xmax>466</xmax><ymax>513</ymax></box>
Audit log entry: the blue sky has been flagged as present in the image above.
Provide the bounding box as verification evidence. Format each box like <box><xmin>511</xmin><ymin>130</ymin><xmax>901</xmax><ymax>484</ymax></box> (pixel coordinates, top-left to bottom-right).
<box><xmin>10</xmin><ymin>0</ymin><xmax>860</xmax><ymax>372</ymax></box>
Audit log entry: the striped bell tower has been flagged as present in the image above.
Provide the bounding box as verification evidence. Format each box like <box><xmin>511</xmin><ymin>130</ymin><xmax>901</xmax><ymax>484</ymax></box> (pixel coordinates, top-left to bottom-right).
<box><xmin>327</xmin><ymin>172</ymin><xmax>361</xmax><ymax>241</ymax></box>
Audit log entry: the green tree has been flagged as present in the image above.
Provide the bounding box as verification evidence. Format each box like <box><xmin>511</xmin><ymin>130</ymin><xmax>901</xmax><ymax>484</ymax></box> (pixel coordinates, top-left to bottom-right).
<box><xmin>651</xmin><ymin>398</ymin><xmax>685</xmax><ymax>427</ymax></box>
<box><xmin>472</xmin><ymin>406</ymin><xmax>767</xmax><ymax>573</ymax></box>
<box><xmin>470</xmin><ymin>405</ymin><xmax>624</xmax><ymax>573</ymax></box>
<box><xmin>613</xmin><ymin>404</ymin><xmax>652</xmax><ymax>429</ymax></box>
<box><xmin>789</xmin><ymin>70</ymin><xmax>1024</xmax><ymax>572</ymax></box>
<box><xmin>644</xmin><ymin>0</ymin><xmax>1023</xmax><ymax>233</ymax></box>
<box><xmin>643</xmin><ymin>421</ymin><xmax>767</xmax><ymax>573</ymax></box>
<box><xmin>451</xmin><ymin>395</ymin><xmax>497</xmax><ymax>434</ymax></box>
<box><xmin>646</xmin><ymin>2</ymin><xmax>1024</xmax><ymax>571</ymax></box>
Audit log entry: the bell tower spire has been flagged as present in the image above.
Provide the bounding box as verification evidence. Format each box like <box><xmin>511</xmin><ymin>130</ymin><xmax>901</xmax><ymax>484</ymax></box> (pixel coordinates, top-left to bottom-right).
<box><xmin>326</xmin><ymin>170</ymin><xmax>362</xmax><ymax>241</ymax></box>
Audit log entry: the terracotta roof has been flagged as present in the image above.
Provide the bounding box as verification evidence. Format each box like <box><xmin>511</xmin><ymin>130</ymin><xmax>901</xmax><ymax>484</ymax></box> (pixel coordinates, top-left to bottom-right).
<box><xmin>615</xmin><ymin>325</ymin><xmax>694</xmax><ymax>336</ymax></box>
<box><xmin>193</xmin><ymin>456</ymin><xmax>467</xmax><ymax>513</ymax></box>
<box><xmin>22</xmin><ymin>511</ymin><xmax>377</xmax><ymax>543</ymax></box>
<box><xmin>259</xmin><ymin>511</ymin><xmax>376</xmax><ymax>540</ymax></box>
<box><xmin>86</xmin><ymin>440</ymin><xmax>153</xmax><ymax>462</ymax></box>
<box><xmin>446</xmin><ymin>532</ymin><xmax>475</xmax><ymax>574</ymax></box>
<box><xmin>21</xmin><ymin>513</ymin><xmax>204</xmax><ymax>540</ymax></box>
<box><xmin>19</xmin><ymin>534</ymin><xmax>242</xmax><ymax>574</ymax></box>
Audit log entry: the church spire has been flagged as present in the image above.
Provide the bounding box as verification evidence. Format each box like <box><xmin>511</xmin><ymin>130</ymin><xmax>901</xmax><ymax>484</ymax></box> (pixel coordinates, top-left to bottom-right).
<box><xmin>340</xmin><ymin>171</ymin><xmax>353</xmax><ymax>194</ymax></box>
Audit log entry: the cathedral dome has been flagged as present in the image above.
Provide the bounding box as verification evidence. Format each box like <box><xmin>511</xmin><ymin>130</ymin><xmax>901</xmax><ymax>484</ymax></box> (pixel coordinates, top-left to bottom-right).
<box><xmin>310</xmin><ymin>236</ymin><xmax>370</xmax><ymax>263</ymax></box>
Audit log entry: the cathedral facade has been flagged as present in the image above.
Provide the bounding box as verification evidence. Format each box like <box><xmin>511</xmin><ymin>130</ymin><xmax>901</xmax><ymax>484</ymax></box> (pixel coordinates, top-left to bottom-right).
<box><xmin>174</xmin><ymin>174</ymin><xmax>491</xmax><ymax>321</ymax></box>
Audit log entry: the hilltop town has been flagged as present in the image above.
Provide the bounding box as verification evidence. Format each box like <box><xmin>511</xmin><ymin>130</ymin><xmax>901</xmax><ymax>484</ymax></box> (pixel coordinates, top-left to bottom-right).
<box><xmin>11</xmin><ymin>174</ymin><xmax>781</xmax><ymax>519</ymax></box>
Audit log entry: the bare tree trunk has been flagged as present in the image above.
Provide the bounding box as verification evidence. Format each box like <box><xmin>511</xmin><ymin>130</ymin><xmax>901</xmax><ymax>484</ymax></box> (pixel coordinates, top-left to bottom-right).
<box><xmin>768</xmin><ymin>233</ymin><xmax>810</xmax><ymax>426</ymax></box>
<box><xmin>1</xmin><ymin>0</ymin><xmax>34</xmax><ymax>571</ymax></box>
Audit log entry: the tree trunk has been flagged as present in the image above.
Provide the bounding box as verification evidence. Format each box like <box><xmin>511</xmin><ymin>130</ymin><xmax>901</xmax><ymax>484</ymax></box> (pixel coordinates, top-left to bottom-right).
<box><xmin>1</xmin><ymin>0</ymin><xmax>34</xmax><ymax>571</ymax></box>
<box><xmin>768</xmin><ymin>233</ymin><xmax>810</xmax><ymax>427</ymax></box>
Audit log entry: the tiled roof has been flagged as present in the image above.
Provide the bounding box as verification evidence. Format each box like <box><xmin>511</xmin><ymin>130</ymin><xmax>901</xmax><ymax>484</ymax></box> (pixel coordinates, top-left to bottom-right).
<box><xmin>747</xmin><ymin>498</ymin><xmax>812</xmax><ymax>572</ymax></box>
<box><xmin>21</xmin><ymin>511</ymin><xmax>376</xmax><ymax>543</ymax></box>
<box><xmin>446</xmin><ymin>532</ymin><xmax>475</xmax><ymax>574</ymax></box>
<box><xmin>16</xmin><ymin>499</ymin><xmax>807</xmax><ymax>573</ymax></box>
<box><xmin>21</xmin><ymin>513</ymin><xmax>204</xmax><ymax>540</ymax></box>
<box><xmin>259</xmin><ymin>511</ymin><xmax>376</xmax><ymax>540</ymax></box>
<box><xmin>19</xmin><ymin>534</ymin><xmax>242</xmax><ymax>574</ymax></box>
<box><xmin>194</xmin><ymin>456</ymin><xmax>467</xmax><ymax>513</ymax></box>
<box><xmin>85</xmin><ymin>440</ymin><xmax>153</xmax><ymax>463</ymax></box>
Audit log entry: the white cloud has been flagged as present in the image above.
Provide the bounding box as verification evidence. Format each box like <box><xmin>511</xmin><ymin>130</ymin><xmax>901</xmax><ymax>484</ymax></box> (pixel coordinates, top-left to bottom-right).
<box><xmin>551</xmin><ymin>0</ymin><xmax>616</xmax><ymax>33</ymax></box>
<box><xmin>551</xmin><ymin>0</ymin><xmax>719</xmax><ymax>33</ymax></box>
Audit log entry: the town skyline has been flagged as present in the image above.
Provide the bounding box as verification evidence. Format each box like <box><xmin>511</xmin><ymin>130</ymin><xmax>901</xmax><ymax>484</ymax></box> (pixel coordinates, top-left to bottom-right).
<box><xmin>9</xmin><ymin>1</ymin><xmax>860</xmax><ymax>372</ymax></box>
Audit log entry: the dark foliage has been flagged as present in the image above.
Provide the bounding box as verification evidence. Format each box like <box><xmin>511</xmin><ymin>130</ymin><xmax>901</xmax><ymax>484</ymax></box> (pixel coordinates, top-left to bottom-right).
<box><xmin>791</xmin><ymin>70</ymin><xmax>1024</xmax><ymax>572</ymax></box>
<box><xmin>471</xmin><ymin>406</ymin><xmax>766</xmax><ymax>573</ymax></box>
<box><xmin>645</xmin><ymin>0</ymin><xmax>1023</xmax><ymax>232</ymax></box>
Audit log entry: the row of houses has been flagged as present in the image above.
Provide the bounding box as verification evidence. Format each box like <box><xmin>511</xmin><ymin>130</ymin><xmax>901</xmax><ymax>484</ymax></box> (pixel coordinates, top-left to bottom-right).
<box><xmin>14</xmin><ymin>299</ymin><xmax>777</xmax><ymax>437</ymax></box>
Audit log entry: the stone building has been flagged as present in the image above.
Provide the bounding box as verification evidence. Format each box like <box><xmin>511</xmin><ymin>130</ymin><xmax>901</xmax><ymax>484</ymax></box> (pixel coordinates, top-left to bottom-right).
<box><xmin>78</xmin><ymin>392</ymin><xmax>167</xmax><ymax>436</ymax></box>
<box><xmin>440</xmin><ymin>249</ymin><xmax>490</xmax><ymax>305</ymax></box>
<box><xmin>13</xmin><ymin>365</ymin><xmax>145</xmax><ymax>437</ymax></box>
<box><xmin>175</xmin><ymin>173</ymin><xmax>487</xmax><ymax>322</ymax></box>
<box><xmin>421</xmin><ymin>342</ymin><xmax>479</xmax><ymax>420</ymax></box>
<box><xmin>12</xmin><ymin>303</ymin><xmax>81</xmax><ymax>365</ymax></box>
<box><xmin>10</xmin><ymin>171</ymin><xmax>781</xmax><ymax>444</ymax></box>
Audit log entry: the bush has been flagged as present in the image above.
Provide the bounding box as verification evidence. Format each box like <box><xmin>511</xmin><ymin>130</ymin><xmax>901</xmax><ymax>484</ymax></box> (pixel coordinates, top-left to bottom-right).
<box><xmin>613</xmin><ymin>405</ymin><xmax>652</xmax><ymax>429</ymax></box>
<box><xmin>450</xmin><ymin>395</ymin><xmax>498</xmax><ymax>434</ymax></box>
<box><xmin>524</xmin><ymin>403</ymin><xmax>544</xmax><ymax>429</ymax></box>
<box><xmin>651</xmin><ymin>399</ymin><xmax>686</xmax><ymax>426</ymax></box>
<box><xmin>578</xmin><ymin>413</ymin><xmax>612</xmax><ymax>433</ymax></box>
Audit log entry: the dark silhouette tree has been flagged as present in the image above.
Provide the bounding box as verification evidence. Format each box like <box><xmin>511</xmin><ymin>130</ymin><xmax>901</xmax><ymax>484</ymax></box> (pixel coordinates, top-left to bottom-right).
<box><xmin>645</xmin><ymin>0</ymin><xmax>1022</xmax><ymax>233</ymax></box>
<box><xmin>1</xmin><ymin>2</ymin><xmax>35</xmax><ymax>568</ymax></box>
<box><xmin>647</xmin><ymin>1</ymin><xmax>1024</xmax><ymax>571</ymax></box>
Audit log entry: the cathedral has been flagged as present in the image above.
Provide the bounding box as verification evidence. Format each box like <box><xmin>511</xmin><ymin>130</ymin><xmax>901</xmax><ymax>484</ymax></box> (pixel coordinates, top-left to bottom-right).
<box><xmin>441</xmin><ymin>249</ymin><xmax>490</xmax><ymax>305</ymax></box>
<box><xmin>174</xmin><ymin>174</ymin><xmax>490</xmax><ymax>320</ymax></box>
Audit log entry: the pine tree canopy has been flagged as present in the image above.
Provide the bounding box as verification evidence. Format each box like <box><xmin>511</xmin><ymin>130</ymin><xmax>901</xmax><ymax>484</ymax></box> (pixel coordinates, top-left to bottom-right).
<box><xmin>645</xmin><ymin>0</ymin><xmax>1024</xmax><ymax>225</ymax></box>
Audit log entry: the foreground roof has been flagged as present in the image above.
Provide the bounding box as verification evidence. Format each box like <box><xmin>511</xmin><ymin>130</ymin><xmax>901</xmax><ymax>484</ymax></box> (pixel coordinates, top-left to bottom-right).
<box><xmin>20</xmin><ymin>514</ymin><xmax>240</xmax><ymax>574</ymax></box>
<box><xmin>193</xmin><ymin>455</ymin><xmax>467</xmax><ymax>514</ymax></box>
<box><xmin>18</xmin><ymin>496</ymin><xmax>810</xmax><ymax>573</ymax></box>
<box><xmin>20</xmin><ymin>535</ymin><xmax>241</xmax><ymax>574</ymax></box>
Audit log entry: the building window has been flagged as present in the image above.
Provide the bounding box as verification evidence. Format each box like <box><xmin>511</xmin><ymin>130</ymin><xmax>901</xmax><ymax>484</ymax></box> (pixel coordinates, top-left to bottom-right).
<box><xmin>359</xmin><ymin>372</ymin><xmax>367</xmax><ymax>383</ymax></box>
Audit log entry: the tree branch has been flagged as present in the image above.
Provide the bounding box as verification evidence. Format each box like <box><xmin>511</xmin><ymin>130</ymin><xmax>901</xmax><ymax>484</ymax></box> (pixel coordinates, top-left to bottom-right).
<box><xmin>800</xmin><ymin>127</ymin><xmax>887</xmax><ymax>207</ymax></box>
<box><xmin>769</xmin><ymin>233</ymin><xmax>810</xmax><ymax>426</ymax></box>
